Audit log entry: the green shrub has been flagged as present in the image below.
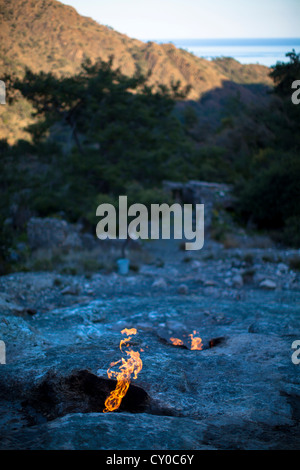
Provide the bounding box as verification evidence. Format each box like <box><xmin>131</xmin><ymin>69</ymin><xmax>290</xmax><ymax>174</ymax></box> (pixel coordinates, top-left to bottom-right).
<box><xmin>236</xmin><ymin>152</ymin><xmax>300</xmax><ymax>247</ymax></box>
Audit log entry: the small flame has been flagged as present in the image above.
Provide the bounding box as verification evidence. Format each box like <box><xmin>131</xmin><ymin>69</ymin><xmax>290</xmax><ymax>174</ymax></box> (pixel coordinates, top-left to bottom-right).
<box><xmin>103</xmin><ymin>328</ymin><xmax>142</xmax><ymax>413</ymax></box>
<box><xmin>189</xmin><ymin>330</ymin><xmax>203</xmax><ymax>350</ymax></box>
<box><xmin>169</xmin><ymin>330</ymin><xmax>203</xmax><ymax>350</ymax></box>
<box><xmin>121</xmin><ymin>328</ymin><xmax>137</xmax><ymax>335</ymax></box>
<box><xmin>170</xmin><ymin>337</ymin><xmax>184</xmax><ymax>346</ymax></box>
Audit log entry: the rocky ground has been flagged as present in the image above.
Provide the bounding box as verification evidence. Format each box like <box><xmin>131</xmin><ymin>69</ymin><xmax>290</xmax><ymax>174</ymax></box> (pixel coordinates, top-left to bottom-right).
<box><xmin>0</xmin><ymin>238</ymin><xmax>300</xmax><ymax>450</ymax></box>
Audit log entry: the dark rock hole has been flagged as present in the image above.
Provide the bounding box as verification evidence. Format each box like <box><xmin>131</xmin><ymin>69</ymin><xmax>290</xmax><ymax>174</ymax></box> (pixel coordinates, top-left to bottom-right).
<box><xmin>22</xmin><ymin>369</ymin><xmax>177</xmax><ymax>426</ymax></box>
<box><xmin>161</xmin><ymin>334</ymin><xmax>226</xmax><ymax>350</ymax></box>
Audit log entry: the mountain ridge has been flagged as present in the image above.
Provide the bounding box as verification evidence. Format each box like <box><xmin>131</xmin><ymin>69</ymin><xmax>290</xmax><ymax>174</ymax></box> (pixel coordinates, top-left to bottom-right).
<box><xmin>0</xmin><ymin>0</ymin><xmax>273</xmax><ymax>142</ymax></box>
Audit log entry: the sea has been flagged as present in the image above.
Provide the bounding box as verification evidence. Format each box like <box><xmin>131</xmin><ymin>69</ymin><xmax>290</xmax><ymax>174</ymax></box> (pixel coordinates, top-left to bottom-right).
<box><xmin>148</xmin><ymin>38</ymin><xmax>300</xmax><ymax>67</ymax></box>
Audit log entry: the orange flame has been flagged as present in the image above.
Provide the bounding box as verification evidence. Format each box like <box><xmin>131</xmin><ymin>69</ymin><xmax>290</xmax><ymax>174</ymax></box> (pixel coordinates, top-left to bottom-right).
<box><xmin>121</xmin><ymin>328</ymin><xmax>137</xmax><ymax>335</ymax></box>
<box><xmin>170</xmin><ymin>337</ymin><xmax>184</xmax><ymax>346</ymax></box>
<box><xmin>189</xmin><ymin>330</ymin><xmax>203</xmax><ymax>350</ymax></box>
<box><xmin>103</xmin><ymin>328</ymin><xmax>142</xmax><ymax>413</ymax></box>
<box><xmin>169</xmin><ymin>330</ymin><xmax>203</xmax><ymax>350</ymax></box>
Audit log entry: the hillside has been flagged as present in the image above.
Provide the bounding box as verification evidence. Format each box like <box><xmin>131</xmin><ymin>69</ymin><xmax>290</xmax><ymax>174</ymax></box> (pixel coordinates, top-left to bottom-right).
<box><xmin>0</xmin><ymin>0</ymin><xmax>273</xmax><ymax>142</ymax></box>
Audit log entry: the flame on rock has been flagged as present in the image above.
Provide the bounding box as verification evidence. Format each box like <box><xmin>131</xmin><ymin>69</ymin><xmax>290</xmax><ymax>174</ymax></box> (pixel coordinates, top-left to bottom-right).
<box><xmin>169</xmin><ymin>330</ymin><xmax>203</xmax><ymax>350</ymax></box>
<box><xmin>189</xmin><ymin>330</ymin><xmax>203</xmax><ymax>350</ymax></box>
<box><xmin>121</xmin><ymin>328</ymin><xmax>137</xmax><ymax>336</ymax></box>
<box><xmin>103</xmin><ymin>328</ymin><xmax>142</xmax><ymax>413</ymax></box>
<box><xmin>170</xmin><ymin>337</ymin><xmax>184</xmax><ymax>346</ymax></box>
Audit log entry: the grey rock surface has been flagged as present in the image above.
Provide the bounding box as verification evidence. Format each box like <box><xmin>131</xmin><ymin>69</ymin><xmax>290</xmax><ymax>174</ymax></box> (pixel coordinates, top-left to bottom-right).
<box><xmin>0</xmin><ymin>239</ymin><xmax>299</xmax><ymax>450</ymax></box>
<box><xmin>27</xmin><ymin>217</ymin><xmax>70</xmax><ymax>250</ymax></box>
<box><xmin>27</xmin><ymin>217</ymin><xmax>97</xmax><ymax>251</ymax></box>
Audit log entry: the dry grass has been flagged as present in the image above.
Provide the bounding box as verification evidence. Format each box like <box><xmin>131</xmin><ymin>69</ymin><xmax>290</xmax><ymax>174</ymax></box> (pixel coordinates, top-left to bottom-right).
<box><xmin>23</xmin><ymin>243</ymin><xmax>153</xmax><ymax>275</ymax></box>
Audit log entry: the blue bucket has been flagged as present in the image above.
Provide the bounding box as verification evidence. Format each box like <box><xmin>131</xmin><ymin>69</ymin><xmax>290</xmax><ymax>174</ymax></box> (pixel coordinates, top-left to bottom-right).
<box><xmin>117</xmin><ymin>258</ymin><xmax>130</xmax><ymax>275</ymax></box>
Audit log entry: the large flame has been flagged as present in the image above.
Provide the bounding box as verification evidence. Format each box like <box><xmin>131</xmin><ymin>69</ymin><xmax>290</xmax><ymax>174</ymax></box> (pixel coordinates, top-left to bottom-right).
<box><xmin>103</xmin><ymin>328</ymin><xmax>143</xmax><ymax>413</ymax></box>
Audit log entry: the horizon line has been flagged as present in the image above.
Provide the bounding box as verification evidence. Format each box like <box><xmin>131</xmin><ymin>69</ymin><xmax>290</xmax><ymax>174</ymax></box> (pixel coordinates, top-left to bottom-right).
<box><xmin>140</xmin><ymin>37</ymin><xmax>300</xmax><ymax>41</ymax></box>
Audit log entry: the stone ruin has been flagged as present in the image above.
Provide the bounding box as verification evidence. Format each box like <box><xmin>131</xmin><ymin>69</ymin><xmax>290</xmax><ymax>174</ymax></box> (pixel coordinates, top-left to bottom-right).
<box><xmin>163</xmin><ymin>180</ymin><xmax>234</xmax><ymax>229</ymax></box>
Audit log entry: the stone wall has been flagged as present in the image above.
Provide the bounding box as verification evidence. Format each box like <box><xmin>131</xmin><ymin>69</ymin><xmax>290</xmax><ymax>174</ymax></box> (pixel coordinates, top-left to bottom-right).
<box><xmin>163</xmin><ymin>180</ymin><xmax>234</xmax><ymax>228</ymax></box>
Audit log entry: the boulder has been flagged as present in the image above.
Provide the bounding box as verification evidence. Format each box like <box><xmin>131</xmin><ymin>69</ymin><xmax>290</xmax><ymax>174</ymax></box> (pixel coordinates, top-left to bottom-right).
<box><xmin>232</xmin><ymin>274</ymin><xmax>244</xmax><ymax>288</ymax></box>
<box><xmin>27</xmin><ymin>217</ymin><xmax>70</xmax><ymax>250</ymax></box>
<box><xmin>177</xmin><ymin>284</ymin><xmax>189</xmax><ymax>295</ymax></box>
<box><xmin>276</xmin><ymin>263</ymin><xmax>289</xmax><ymax>275</ymax></box>
<box><xmin>152</xmin><ymin>278</ymin><xmax>167</xmax><ymax>289</ymax></box>
<box><xmin>61</xmin><ymin>233</ymin><xmax>82</xmax><ymax>250</ymax></box>
<box><xmin>259</xmin><ymin>279</ymin><xmax>277</xmax><ymax>290</ymax></box>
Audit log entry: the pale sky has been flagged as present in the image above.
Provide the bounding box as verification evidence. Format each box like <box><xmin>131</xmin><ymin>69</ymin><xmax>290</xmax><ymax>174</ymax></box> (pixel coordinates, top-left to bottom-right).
<box><xmin>59</xmin><ymin>0</ymin><xmax>300</xmax><ymax>40</ymax></box>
